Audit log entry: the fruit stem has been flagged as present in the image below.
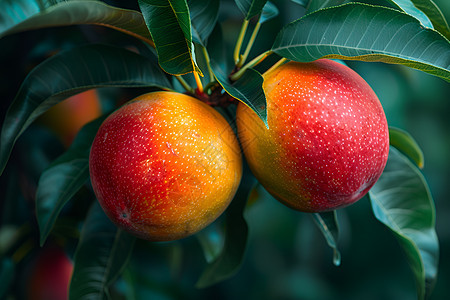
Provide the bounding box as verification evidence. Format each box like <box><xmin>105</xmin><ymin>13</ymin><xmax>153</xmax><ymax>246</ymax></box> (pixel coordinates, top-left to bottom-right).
<box><xmin>236</xmin><ymin>19</ymin><xmax>261</xmax><ymax>68</ymax></box>
<box><xmin>233</xmin><ymin>19</ymin><xmax>249</xmax><ymax>64</ymax></box>
<box><xmin>230</xmin><ymin>50</ymin><xmax>273</xmax><ymax>81</ymax></box>
<box><xmin>176</xmin><ymin>76</ymin><xmax>194</xmax><ymax>94</ymax></box>
<box><xmin>204</xmin><ymin>81</ymin><xmax>218</xmax><ymax>94</ymax></box>
<box><xmin>194</xmin><ymin>71</ymin><xmax>204</xmax><ymax>94</ymax></box>
<box><xmin>264</xmin><ymin>57</ymin><xmax>287</xmax><ymax>75</ymax></box>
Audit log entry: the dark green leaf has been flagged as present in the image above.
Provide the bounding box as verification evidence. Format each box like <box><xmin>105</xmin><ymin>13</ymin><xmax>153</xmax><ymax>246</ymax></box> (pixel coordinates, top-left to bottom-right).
<box><xmin>0</xmin><ymin>258</ymin><xmax>14</xmax><ymax>299</ymax></box>
<box><xmin>0</xmin><ymin>44</ymin><xmax>171</xmax><ymax>176</ymax></box>
<box><xmin>207</xmin><ymin>24</ymin><xmax>230</xmax><ymax>72</ymax></box>
<box><xmin>138</xmin><ymin>0</ymin><xmax>201</xmax><ymax>75</ymax></box>
<box><xmin>211</xmin><ymin>61</ymin><xmax>268</xmax><ymax>127</ymax></box>
<box><xmin>312</xmin><ymin>211</ymin><xmax>341</xmax><ymax>266</ymax></box>
<box><xmin>196</xmin><ymin>166</ymin><xmax>255</xmax><ymax>288</ymax></box>
<box><xmin>272</xmin><ymin>3</ymin><xmax>450</xmax><ymax>82</ymax></box>
<box><xmin>306</xmin><ymin>0</ymin><xmax>346</xmax><ymax>13</ymax></box>
<box><xmin>368</xmin><ymin>147</ymin><xmax>439</xmax><ymax>300</ymax></box>
<box><xmin>0</xmin><ymin>0</ymin><xmax>152</xmax><ymax>42</ymax></box>
<box><xmin>409</xmin><ymin>0</ymin><xmax>450</xmax><ymax>39</ymax></box>
<box><xmin>389</xmin><ymin>127</ymin><xmax>424</xmax><ymax>168</ymax></box>
<box><xmin>188</xmin><ymin>0</ymin><xmax>220</xmax><ymax>46</ymax></box>
<box><xmin>36</xmin><ymin>117</ymin><xmax>106</xmax><ymax>246</ymax></box>
<box><xmin>235</xmin><ymin>0</ymin><xmax>269</xmax><ymax>19</ymax></box>
<box><xmin>69</xmin><ymin>202</ymin><xmax>136</xmax><ymax>300</ymax></box>
<box><xmin>260</xmin><ymin>1</ymin><xmax>279</xmax><ymax>24</ymax></box>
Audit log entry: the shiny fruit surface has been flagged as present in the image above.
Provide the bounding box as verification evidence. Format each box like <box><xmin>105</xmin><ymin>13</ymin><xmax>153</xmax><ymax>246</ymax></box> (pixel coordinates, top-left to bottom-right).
<box><xmin>39</xmin><ymin>89</ymin><xmax>101</xmax><ymax>146</ymax></box>
<box><xmin>89</xmin><ymin>91</ymin><xmax>242</xmax><ymax>241</ymax></box>
<box><xmin>237</xmin><ymin>59</ymin><xmax>389</xmax><ymax>212</ymax></box>
<box><xmin>27</xmin><ymin>245</ymin><xmax>73</xmax><ymax>300</ymax></box>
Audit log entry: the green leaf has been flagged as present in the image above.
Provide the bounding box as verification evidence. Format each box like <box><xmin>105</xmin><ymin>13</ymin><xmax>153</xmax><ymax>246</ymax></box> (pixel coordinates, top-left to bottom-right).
<box><xmin>272</xmin><ymin>3</ymin><xmax>450</xmax><ymax>82</ymax></box>
<box><xmin>188</xmin><ymin>0</ymin><xmax>220</xmax><ymax>46</ymax></box>
<box><xmin>36</xmin><ymin>117</ymin><xmax>106</xmax><ymax>246</ymax></box>
<box><xmin>312</xmin><ymin>211</ymin><xmax>341</xmax><ymax>266</ymax></box>
<box><xmin>138</xmin><ymin>0</ymin><xmax>201</xmax><ymax>75</ymax></box>
<box><xmin>306</xmin><ymin>0</ymin><xmax>346</xmax><ymax>13</ymax></box>
<box><xmin>387</xmin><ymin>0</ymin><xmax>433</xmax><ymax>29</ymax></box>
<box><xmin>260</xmin><ymin>1</ymin><xmax>279</xmax><ymax>24</ymax></box>
<box><xmin>409</xmin><ymin>0</ymin><xmax>450</xmax><ymax>39</ymax></box>
<box><xmin>368</xmin><ymin>147</ymin><xmax>439</xmax><ymax>300</ymax></box>
<box><xmin>235</xmin><ymin>0</ymin><xmax>269</xmax><ymax>19</ymax></box>
<box><xmin>0</xmin><ymin>0</ymin><xmax>152</xmax><ymax>42</ymax></box>
<box><xmin>389</xmin><ymin>127</ymin><xmax>425</xmax><ymax>168</ymax></box>
<box><xmin>211</xmin><ymin>61</ymin><xmax>268</xmax><ymax>128</ymax></box>
<box><xmin>207</xmin><ymin>24</ymin><xmax>230</xmax><ymax>72</ymax></box>
<box><xmin>0</xmin><ymin>44</ymin><xmax>171</xmax><ymax>176</ymax></box>
<box><xmin>196</xmin><ymin>166</ymin><xmax>255</xmax><ymax>288</ymax></box>
<box><xmin>69</xmin><ymin>202</ymin><xmax>136</xmax><ymax>300</ymax></box>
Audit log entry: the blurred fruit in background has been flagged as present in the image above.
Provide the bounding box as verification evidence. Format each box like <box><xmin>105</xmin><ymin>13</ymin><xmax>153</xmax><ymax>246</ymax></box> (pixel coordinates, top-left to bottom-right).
<box><xmin>26</xmin><ymin>244</ymin><xmax>73</xmax><ymax>300</ymax></box>
<box><xmin>37</xmin><ymin>89</ymin><xmax>102</xmax><ymax>147</ymax></box>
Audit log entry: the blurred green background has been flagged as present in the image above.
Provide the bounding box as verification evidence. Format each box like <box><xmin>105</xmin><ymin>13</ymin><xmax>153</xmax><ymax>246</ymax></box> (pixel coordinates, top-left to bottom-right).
<box><xmin>0</xmin><ymin>0</ymin><xmax>449</xmax><ymax>299</ymax></box>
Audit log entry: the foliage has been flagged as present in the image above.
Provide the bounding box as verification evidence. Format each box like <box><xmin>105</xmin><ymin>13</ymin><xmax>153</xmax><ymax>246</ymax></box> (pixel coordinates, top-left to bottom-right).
<box><xmin>0</xmin><ymin>0</ymin><xmax>448</xmax><ymax>299</ymax></box>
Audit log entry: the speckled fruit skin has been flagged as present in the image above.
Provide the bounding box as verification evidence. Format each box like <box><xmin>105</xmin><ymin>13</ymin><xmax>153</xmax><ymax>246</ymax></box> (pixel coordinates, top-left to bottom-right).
<box><xmin>236</xmin><ymin>59</ymin><xmax>389</xmax><ymax>212</ymax></box>
<box><xmin>89</xmin><ymin>91</ymin><xmax>242</xmax><ymax>241</ymax></box>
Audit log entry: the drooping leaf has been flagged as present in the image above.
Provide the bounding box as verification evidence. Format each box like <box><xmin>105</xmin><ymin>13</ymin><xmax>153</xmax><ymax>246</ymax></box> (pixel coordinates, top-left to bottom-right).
<box><xmin>138</xmin><ymin>0</ymin><xmax>201</xmax><ymax>75</ymax></box>
<box><xmin>410</xmin><ymin>0</ymin><xmax>450</xmax><ymax>39</ymax></box>
<box><xmin>211</xmin><ymin>61</ymin><xmax>268</xmax><ymax>127</ymax></box>
<box><xmin>386</xmin><ymin>0</ymin><xmax>433</xmax><ymax>29</ymax></box>
<box><xmin>368</xmin><ymin>147</ymin><xmax>439</xmax><ymax>300</ymax></box>
<box><xmin>260</xmin><ymin>1</ymin><xmax>279</xmax><ymax>24</ymax></box>
<box><xmin>272</xmin><ymin>3</ymin><xmax>450</xmax><ymax>82</ymax></box>
<box><xmin>188</xmin><ymin>0</ymin><xmax>220</xmax><ymax>46</ymax></box>
<box><xmin>196</xmin><ymin>165</ymin><xmax>255</xmax><ymax>288</ymax></box>
<box><xmin>36</xmin><ymin>116</ymin><xmax>106</xmax><ymax>246</ymax></box>
<box><xmin>0</xmin><ymin>44</ymin><xmax>171</xmax><ymax>176</ymax></box>
<box><xmin>312</xmin><ymin>211</ymin><xmax>341</xmax><ymax>266</ymax></box>
<box><xmin>0</xmin><ymin>0</ymin><xmax>152</xmax><ymax>43</ymax></box>
<box><xmin>69</xmin><ymin>202</ymin><xmax>136</xmax><ymax>300</ymax></box>
<box><xmin>235</xmin><ymin>0</ymin><xmax>269</xmax><ymax>19</ymax></box>
<box><xmin>389</xmin><ymin>127</ymin><xmax>424</xmax><ymax>168</ymax></box>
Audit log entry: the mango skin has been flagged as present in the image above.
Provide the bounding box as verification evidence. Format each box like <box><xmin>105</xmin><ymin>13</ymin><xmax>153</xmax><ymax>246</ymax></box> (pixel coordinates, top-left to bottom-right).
<box><xmin>236</xmin><ymin>60</ymin><xmax>389</xmax><ymax>212</ymax></box>
<box><xmin>89</xmin><ymin>91</ymin><xmax>242</xmax><ymax>241</ymax></box>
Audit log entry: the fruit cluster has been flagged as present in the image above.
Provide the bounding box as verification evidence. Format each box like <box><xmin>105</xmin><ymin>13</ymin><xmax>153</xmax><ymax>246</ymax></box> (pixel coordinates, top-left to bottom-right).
<box><xmin>89</xmin><ymin>59</ymin><xmax>389</xmax><ymax>241</ymax></box>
